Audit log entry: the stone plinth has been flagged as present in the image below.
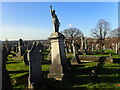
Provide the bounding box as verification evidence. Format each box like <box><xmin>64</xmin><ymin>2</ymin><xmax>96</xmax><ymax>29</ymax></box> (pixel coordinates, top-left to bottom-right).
<box><xmin>47</xmin><ymin>32</ymin><xmax>68</xmax><ymax>80</ymax></box>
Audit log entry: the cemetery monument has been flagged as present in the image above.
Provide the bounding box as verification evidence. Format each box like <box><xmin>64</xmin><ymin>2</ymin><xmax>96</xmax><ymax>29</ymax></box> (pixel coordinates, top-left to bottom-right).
<box><xmin>48</xmin><ymin>5</ymin><xmax>69</xmax><ymax>80</ymax></box>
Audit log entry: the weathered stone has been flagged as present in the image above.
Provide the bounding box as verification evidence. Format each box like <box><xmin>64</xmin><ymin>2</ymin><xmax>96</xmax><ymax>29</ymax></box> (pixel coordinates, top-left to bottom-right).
<box><xmin>2</xmin><ymin>45</ymin><xmax>12</xmax><ymax>90</ymax></box>
<box><xmin>47</xmin><ymin>32</ymin><xmax>69</xmax><ymax>80</ymax></box>
<box><xmin>78</xmin><ymin>49</ymin><xmax>87</xmax><ymax>55</ymax></box>
<box><xmin>48</xmin><ymin>52</ymin><xmax>51</xmax><ymax>60</ymax></box>
<box><xmin>37</xmin><ymin>42</ymin><xmax>44</xmax><ymax>60</ymax></box>
<box><xmin>18</xmin><ymin>38</ymin><xmax>25</xmax><ymax>56</ymax></box>
<box><xmin>28</xmin><ymin>43</ymin><xmax>33</xmax><ymax>50</ymax></box>
<box><xmin>105</xmin><ymin>56</ymin><xmax>113</xmax><ymax>63</ymax></box>
<box><xmin>73</xmin><ymin>55</ymin><xmax>113</xmax><ymax>63</ymax></box>
<box><xmin>80</xmin><ymin>35</ymin><xmax>84</xmax><ymax>49</ymax></box>
<box><xmin>65</xmin><ymin>46</ymin><xmax>69</xmax><ymax>53</ymax></box>
<box><xmin>23</xmin><ymin>52</ymin><xmax>29</xmax><ymax>65</ymax></box>
<box><xmin>72</xmin><ymin>40</ymin><xmax>76</xmax><ymax>57</ymax></box>
<box><xmin>28</xmin><ymin>42</ymin><xmax>42</xmax><ymax>89</ymax></box>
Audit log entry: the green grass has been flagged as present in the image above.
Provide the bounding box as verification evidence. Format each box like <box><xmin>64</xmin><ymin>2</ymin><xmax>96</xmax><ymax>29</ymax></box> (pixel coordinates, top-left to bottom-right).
<box><xmin>6</xmin><ymin>60</ymin><xmax>29</xmax><ymax>72</ymax></box>
<box><xmin>50</xmin><ymin>62</ymin><xmax>120</xmax><ymax>88</ymax></box>
<box><xmin>5</xmin><ymin>49</ymin><xmax>120</xmax><ymax>88</ymax></box>
<box><xmin>104</xmin><ymin>49</ymin><xmax>116</xmax><ymax>54</ymax></box>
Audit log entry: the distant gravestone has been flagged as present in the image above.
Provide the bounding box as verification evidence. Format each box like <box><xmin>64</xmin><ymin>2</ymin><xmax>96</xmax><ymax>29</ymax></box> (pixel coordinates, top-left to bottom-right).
<box><xmin>28</xmin><ymin>43</ymin><xmax>33</xmax><ymax>50</ymax></box>
<box><xmin>37</xmin><ymin>42</ymin><xmax>44</xmax><ymax>60</ymax></box>
<box><xmin>118</xmin><ymin>48</ymin><xmax>120</xmax><ymax>56</ymax></box>
<box><xmin>65</xmin><ymin>46</ymin><xmax>69</xmax><ymax>53</ymax></box>
<box><xmin>23</xmin><ymin>52</ymin><xmax>29</xmax><ymax>65</ymax></box>
<box><xmin>18</xmin><ymin>38</ymin><xmax>25</xmax><ymax>56</ymax></box>
<box><xmin>80</xmin><ymin>35</ymin><xmax>84</xmax><ymax>49</ymax></box>
<box><xmin>72</xmin><ymin>40</ymin><xmax>76</xmax><ymax>57</ymax></box>
<box><xmin>12</xmin><ymin>45</ymin><xmax>16</xmax><ymax>53</ymax></box>
<box><xmin>2</xmin><ymin>46</ymin><xmax>12</xmax><ymax>90</ymax></box>
<box><xmin>28</xmin><ymin>42</ymin><xmax>42</xmax><ymax>89</ymax></box>
<box><xmin>116</xmin><ymin>43</ymin><xmax>118</xmax><ymax>54</ymax></box>
<box><xmin>48</xmin><ymin>52</ymin><xmax>51</xmax><ymax>60</ymax></box>
<box><xmin>105</xmin><ymin>56</ymin><xmax>113</xmax><ymax>63</ymax></box>
<box><xmin>16</xmin><ymin>44</ymin><xmax>19</xmax><ymax>53</ymax></box>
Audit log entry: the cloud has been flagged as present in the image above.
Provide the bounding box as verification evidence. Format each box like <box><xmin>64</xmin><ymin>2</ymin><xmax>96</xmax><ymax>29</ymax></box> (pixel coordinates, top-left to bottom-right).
<box><xmin>67</xmin><ymin>24</ymin><xmax>73</xmax><ymax>27</ymax></box>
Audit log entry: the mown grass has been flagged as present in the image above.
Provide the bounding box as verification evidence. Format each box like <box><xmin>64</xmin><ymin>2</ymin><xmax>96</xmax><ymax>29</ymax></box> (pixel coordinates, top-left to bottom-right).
<box><xmin>5</xmin><ymin>49</ymin><xmax>120</xmax><ymax>88</ymax></box>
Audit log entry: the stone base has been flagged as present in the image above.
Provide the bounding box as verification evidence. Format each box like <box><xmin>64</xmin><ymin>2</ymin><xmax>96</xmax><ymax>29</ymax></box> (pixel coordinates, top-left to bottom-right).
<box><xmin>78</xmin><ymin>49</ymin><xmax>87</xmax><ymax>55</ymax></box>
<box><xmin>48</xmin><ymin>65</ymin><xmax>64</xmax><ymax>80</ymax></box>
<box><xmin>105</xmin><ymin>56</ymin><xmax>113</xmax><ymax>63</ymax></box>
<box><xmin>71</xmin><ymin>57</ymin><xmax>78</xmax><ymax>65</ymax></box>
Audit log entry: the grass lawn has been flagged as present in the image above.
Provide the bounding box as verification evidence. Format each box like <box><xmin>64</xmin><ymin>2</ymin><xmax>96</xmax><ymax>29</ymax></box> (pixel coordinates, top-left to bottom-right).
<box><xmin>5</xmin><ymin>50</ymin><xmax>120</xmax><ymax>88</ymax></box>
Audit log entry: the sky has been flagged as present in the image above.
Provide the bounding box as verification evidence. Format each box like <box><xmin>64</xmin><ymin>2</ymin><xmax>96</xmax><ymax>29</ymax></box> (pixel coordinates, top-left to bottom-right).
<box><xmin>0</xmin><ymin>2</ymin><xmax>118</xmax><ymax>41</ymax></box>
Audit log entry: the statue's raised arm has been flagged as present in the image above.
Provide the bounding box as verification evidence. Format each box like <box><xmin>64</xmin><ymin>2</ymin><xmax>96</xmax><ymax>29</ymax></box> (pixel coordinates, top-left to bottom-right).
<box><xmin>50</xmin><ymin>5</ymin><xmax>60</xmax><ymax>33</ymax></box>
<box><xmin>50</xmin><ymin>5</ymin><xmax>53</xmax><ymax>15</ymax></box>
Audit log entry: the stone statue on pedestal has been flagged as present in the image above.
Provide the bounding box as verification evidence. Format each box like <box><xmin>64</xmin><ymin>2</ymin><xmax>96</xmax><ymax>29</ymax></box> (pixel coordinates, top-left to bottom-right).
<box><xmin>48</xmin><ymin>6</ymin><xmax>69</xmax><ymax>80</ymax></box>
<box><xmin>50</xmin><ymin>5</ymin><xmax>60</xmax><ymax>32</ymax></box>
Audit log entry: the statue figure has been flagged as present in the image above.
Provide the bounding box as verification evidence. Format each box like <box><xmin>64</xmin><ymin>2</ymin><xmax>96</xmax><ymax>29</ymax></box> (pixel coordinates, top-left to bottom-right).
<box><xmin>50</xmin><ymin>5</ymin><xmax>60</xmax><ymax>32</ymax></box>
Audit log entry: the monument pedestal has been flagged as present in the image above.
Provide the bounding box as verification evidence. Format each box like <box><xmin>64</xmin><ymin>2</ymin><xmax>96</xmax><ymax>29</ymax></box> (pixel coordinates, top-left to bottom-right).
<box><xmin>47</xmin><ymin>32</ymin><xmax>68</xmax><ymax>80</ymax></box>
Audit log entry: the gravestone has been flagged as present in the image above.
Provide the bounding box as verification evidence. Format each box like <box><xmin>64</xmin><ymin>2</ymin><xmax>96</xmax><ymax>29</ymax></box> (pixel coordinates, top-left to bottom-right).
<box><xmin>78</xmin><ymin>35</ymin><xmax>87</xmax><ymax>55</ymax></box>
<box><xmin>12</xmin><ymin>45</ymin><xmax>16</xmax><ymax>53</ymax></box>
<box><xmin>64</xmin><ymin>41</ymin><xmax>69</xmax><ymax>53</ymax></box>
<box><xmin>80</xmin><ymin>35</ymin><xmax>84</xmax><ymax>49</ymax></box>
<box><xmin>48</xmin><ymin>52</ymin><xmax>51</xmax><ymax>61</ymax></box>
<box><xmin>28</xmin><ymin>42</ymin><xmax>42</xmax><ymax>89</ymax></box>
<box><xmin>37</xmin><ymin>42</ymin><xmax>44</xmax><ymax>60</ymax></box>
<box><xmin>85</xmin><ymin>39</ymin><xmax>88</xmax><ymax>50</ymax></box>
<box><xmin>105</xmin><ymin>56</ymin><xmax>113</xmax><ymax>63</ymax></box>
<box><xmin>23</xmin><ymin>51</ymin><xmax>29</xmax><ymax>65</ymax></box>
<box><xmin>28</xmin><ymin>43</ymin><xmax>33</xmax><ymax>50</ymax></box>
<box><xmin>92</xmin><ymin>44</ymin><xmax>94</xmax><ymax>51</ymax></box>
<box><xmin>16</xmin><ymin>44</ymin><xmax>19</xmax><ymax>53</ymax></box>
<box><xmin>65</xmin><ymin>46</ymin><xmax>69</xmax><ymax>53</ymax></box>
<box><xmin>116</xmin><ymin>43</ymin><xmax>118</xmax><ymax>54</ymax></box>
<box><xmin>48</xmin><ymin>5</ymin><xmax>69</xmax><ymax>80</ymax></box>
<box><xmin>2</xmin><ymin>45</ymin><xmax>12</xmax><ymax>90</ymax></box>
<box><xmin>72</xmin><ymin>40</ymin><xmax>76</xmax><ymax>57</ymax></box>
<box><xmin>18</xmin><ymin>38</ymin><xmax>25</xmax><ymax>56</ymax></box>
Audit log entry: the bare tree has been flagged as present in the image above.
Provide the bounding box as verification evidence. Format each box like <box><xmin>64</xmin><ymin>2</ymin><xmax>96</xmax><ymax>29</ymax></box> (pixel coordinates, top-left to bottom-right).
<box><xmin>62</xmin><ymin>28</ymin><xmax>83</xmax><ymax>39</ymax></box>
<box><xmin>61</xmin><ymin>28</ymin><xmax>83</xmax><ymax>52</ymax></box>
<box><xmin>91</xmin><ymin>19</ymin><xmax>111</xmax><ymax>50</ymax></box>
<box><xmin>111</xmin><ymin>28</ymin><xmax>120</xmax><ymax>54</ymax></box>
<box><xmin>111</xmin><ymin>28</ymin><xmax>120</xmax><ymax>39</ymax></box>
